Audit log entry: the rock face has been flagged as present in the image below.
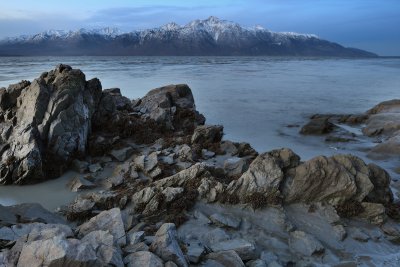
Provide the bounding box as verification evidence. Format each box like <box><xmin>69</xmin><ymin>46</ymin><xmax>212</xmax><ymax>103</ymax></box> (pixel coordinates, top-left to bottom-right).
<box><xmin>0</xmin><ymin>64</ymin><xmax>102</xmax><ymax>184</ymax></box>
<box><xmin>282</xmin><ymin>154</ymin><xmax>377</xmax><ymax>205</ymax></box>
<box><xmin>134</xmin><ymin>84</ymin><xmax>205</xmax><ymax>132</ymax></box>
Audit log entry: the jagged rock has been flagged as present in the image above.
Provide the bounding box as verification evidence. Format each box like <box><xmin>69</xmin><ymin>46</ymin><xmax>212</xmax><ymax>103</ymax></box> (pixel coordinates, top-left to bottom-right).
<box><xmin>220</xmin><ymin>140</ymin><xmax>238</xmax><ymax>155</ymax></box>
<box><xmin>358</xmin><ymin>202</ymin><xmax>386</xmax><ymax>225</ymax></box>
<box><xmin>0</xmin><ymin>223</ymin><xmax>73</xmax><ymax>243</ymax></box>
<box><xmin>227</xmin><ymin>152</ymin><xmax>284</xmax><ymax>200</ymax></box>
<box><xmin>223</xmin><ymin>157</ymin><xmax>249</xmax><ymax>177</ymax></box>
<box><xmin>210</xmin><ymin>213</ymin><xmax>241</xmax><ymax>229</ymax></box>
<box><xmin>186</xmin><ymin>240</ymin><xmax>205</xmax><ymax>263</ymax></box>
<box><xmin>203</xmin><ymin>250</ymin><xmax>245</xmax><ymax>267</ymax></box>
<box><xmin>78</xmin><ymin>208</ymin><xmax>126</xmax><ymax>246</ymax></box>
<box><xmin>150</xmin><ymin>223</ymin><xmax>188</xmax><ymax>267</ymax></box>
<box><xmin>209</xmin><ymin>238</ymin><xmax>257</xmax><ymax>260</ymax></box>
<box><xmin>127</xmin><ymin>231</ymin><xmax>145</xmax><ymax>245</ymax></box>
<box><xmin>123</xmin><ymin>251</ymin><xmax>163</xmax><ymax>267</ymax></box>
<box><xmin>0</xmin><ymin>65</ymin><xmax>102</xmax><ymax>184</ymax></box>
<box><xmin>103</xmin><ymin>88</ymin><xmax>133</xmax><ymax>111</ymax></box>
<box><xmin>162</xmin><ymin>187</ymin><xmax>184</xmax><ymax>202</ymax></box>
<box><xmin>282</xmin><ymin>154</ymin><xmax>375</xmax><ymax>205</ymax></box>
<box><xmin>81</xmin><ymin>230</ymin><xmax>124</xmax><ymax>266</ymax></box>
<box><xmin>197</xmin><ymin>178</ymin><xmax>224</xmax><ymax>203</ymax></box>
<box><xmin>191</xmin><ymin>125</ymin><xmax>223</xmax><ymax>145</ymax></box>
<box><xmin>288</xmin><ymin>230</ymin><xmax>324</xmax><ymax>256</ymax></box>
<box><xmin>110</xmin><ymin>146</ymin><xmax>134</xmax><ymax>161</ymax></box>
<box><xmin>134</xmin><ymin>84</ymin><xmax>204</xmax><ymax>131</ymax></box>
<box><xmin>369</xmin><ymin>134</ymin><xmax>400</xmax><ymax>156</ymax></box>
<box><xmin>300</xmin><ymin>117</ymin><xmax>336</xmax><ymax>135</ymax></box>
<box><xmin>68</xmin><ymin>176</ymin><xmax>96</xmax><ymax>192</ymax></box>
<box><xmin>17</xmin><ymin>236</ymin><xmax>98</xmax><ymax>267</ymax></box>
<box><xmin>176</xmin><ymin>144</ymin><xmax>193</xmax><ymax>161</ymax></box>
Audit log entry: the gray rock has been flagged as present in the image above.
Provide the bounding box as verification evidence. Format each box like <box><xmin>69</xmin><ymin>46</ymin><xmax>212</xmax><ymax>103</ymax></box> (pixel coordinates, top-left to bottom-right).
<box><xmin>282</xmin><ymin>154</ymin><xmax>375</xmax><ymax>205</ymax></box>
<box><xmin>191</xmin><ymin>125</ymin><xmax>223</xmax><ymax>145</ymax></box>
<box><xmin>186</xmin><ymin>240</ymin><xmax>205</xmax><ymax>263</ymax></box>
<box><xmin>0</xmin><ymin>204</ymin><xmax>17</xmax><ymax>226</ymax></box>
<box><xmin>162</xmin><ymin>187</ymin><xmax>184</xmax><ymax>202</ymax></box>
<box><xmin>88</xmin><ymin>163</ymin><xmax>103</xmax><ymax>173</ymax></box>
<box><xmin>7</xmin><ymin>203</ymin><xmax>66</xmax><ymax>224</ymax></box>
<box><xmin>82</xmin><ymin>230</ymin><xmax>124</xmax><ymax>266</ymax></box>
<box><xmin>300</xmin><ymin>117</ymin><xmax>336</xmax><ymax>135</ymax></box>
<box><xmin>210</xmin><ymin>213</ymin><xmax>241</xmax><ymax>229</ymax></box>
<box><xmin>223</xmin><ymin>157</ymin><xmax>249</xmax><ymax>177</ymax></box>
<box><xmin>209</xmin><ymin>238</ymin><xmax>257</xmax><ymax>260</ymax></box>
<box><xmin>110</xmin><ymin>146</ymin><xmax>134</xmax><ymax>162</ymax></box>
<box><xmin>288</xmin><ymin>230</ymin><xmax>324</xmax><ymax>256</ymax></box>
<box><xmin>124</xmin><ymin>251</ymin><xmax>163</xmax><ymax>267</ymax></box>
<box><xmin>227</xmin><ymin>152</ymin><xmax>284</xmax><ymax>200</ymax></box>
<box><xmin>0</xmin><ymin>65</ymin><xmax>102</xmax><ymax>185</ymax></box>
<box><xmin>78</xmin><ymin>208</ymin><xmax>126</xmax><ymax>246</ymax></box>
<box><xmin>150</xmin><ymin>223</ymin><xmax>188</xmax><ymax>267</ymax></box>
<box><xmin>134</xmin><ymin>84</ymin><xmax>204</xmax><ymax>131</ymax></box>
<box><xmin>203</xmin><ymin>250</ymin><xmax>245</xmax><ymax>267</ymax></box>
<box><xmin>127</xmin><ymin>231</ymin><xmax>145</xmax><ymax>245</ymax></box>
<box><xmin>123</xmin><ymin>242</ymin><xmax>150</xmax><ymax>254</ymax></box>
<box><xmin>68</xmin><ymin>176</ymin><xmax>96</xmax><ymax>192</ymax></box>
<box><xmin>17</xmin><ymin>236</ymin><xmax>98</xmax><ymax>267</ymax></box>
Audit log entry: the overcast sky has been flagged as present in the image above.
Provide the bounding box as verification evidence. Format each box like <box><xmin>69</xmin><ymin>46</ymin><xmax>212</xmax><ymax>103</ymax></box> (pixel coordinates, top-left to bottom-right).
<box><xmin>0</xmin><ymin>0</ymin><xmax>398</xmax><ymax>55</ymax></box>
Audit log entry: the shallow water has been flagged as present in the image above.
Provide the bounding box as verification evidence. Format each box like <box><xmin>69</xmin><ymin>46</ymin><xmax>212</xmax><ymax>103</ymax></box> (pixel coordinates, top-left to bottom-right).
<box><xmin>0</xmin><ymin>56</ymin><xmax>400</xmax><ymax>209</ymax></box>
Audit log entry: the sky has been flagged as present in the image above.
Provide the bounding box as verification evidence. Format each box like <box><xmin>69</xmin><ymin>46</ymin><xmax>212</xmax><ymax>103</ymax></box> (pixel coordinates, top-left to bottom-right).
<box><xmin>0</xmin><ymin>0</ymin><xmax>399</xmax><ymax>56</ymax></box>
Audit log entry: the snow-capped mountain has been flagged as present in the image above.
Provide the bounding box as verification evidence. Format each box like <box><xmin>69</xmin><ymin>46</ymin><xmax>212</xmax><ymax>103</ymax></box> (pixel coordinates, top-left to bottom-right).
<box><xmin>0</xmin><ymin>17</ymin><xmax>376</xmax><ymax>57</ymax></box>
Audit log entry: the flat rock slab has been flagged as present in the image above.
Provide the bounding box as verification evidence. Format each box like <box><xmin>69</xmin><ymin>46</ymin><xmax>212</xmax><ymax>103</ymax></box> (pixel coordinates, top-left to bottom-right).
<box><xmin>209</xmin><ymin>238</ymin><xmax>256</xmax><ymax>260</ymax></box>
<box><xmin>210</xmin><ymin>213</ymin><xmax>241</xmax><ymax>229</ymax></box>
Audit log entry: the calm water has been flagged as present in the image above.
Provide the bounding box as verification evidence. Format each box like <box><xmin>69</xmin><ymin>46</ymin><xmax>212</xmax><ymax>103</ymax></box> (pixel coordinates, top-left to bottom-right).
<box><xmin>1</xmin><ymin>56</ymin><xmax>400</xmax><ymax>209</ymax></box>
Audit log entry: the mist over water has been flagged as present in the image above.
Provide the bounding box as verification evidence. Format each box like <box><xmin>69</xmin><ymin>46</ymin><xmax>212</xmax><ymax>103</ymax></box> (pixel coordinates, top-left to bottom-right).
<box><xmin>0</xmin><ymin>56</ymin><xmax>399</xmax><ymax>209</ymax></box>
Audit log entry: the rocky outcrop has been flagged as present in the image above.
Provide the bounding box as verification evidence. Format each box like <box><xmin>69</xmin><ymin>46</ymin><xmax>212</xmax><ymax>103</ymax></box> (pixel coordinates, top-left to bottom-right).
<box><xmin>0</xmin><ymin>65</ymin><xmax>205</xmax><ymax>185</ymax></box>
<box><xmin>0</xmin><ymin>64</ymin><xmax>102</xmax><ymax>184</ymax></box>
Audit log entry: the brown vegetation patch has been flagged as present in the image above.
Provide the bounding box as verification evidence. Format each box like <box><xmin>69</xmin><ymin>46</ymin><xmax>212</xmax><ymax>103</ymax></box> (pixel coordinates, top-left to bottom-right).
<box><xmin>385</xmin><ymin>202</ymin><xmax>400</xmax><ymax>221</ymax></box>
<box><xmin>335</xmin><ymin>200</ymin><xmax>365</xmax><ymax>218</ymax></box>
<box><xmin>245</xmin><ymin>191</ymin><xmax>282</xmax><ymax>209</ymax></box>
<box><xmin>219</xmin><ymin>193</ymin><xmax>240</xmax><ymax>205</ymax></box>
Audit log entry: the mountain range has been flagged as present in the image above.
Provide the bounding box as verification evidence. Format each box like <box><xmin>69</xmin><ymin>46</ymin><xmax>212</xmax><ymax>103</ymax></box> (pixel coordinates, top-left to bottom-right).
<box><xmin>0</xmin><ymin>16</ymin><xmax>377</xmax><ymax>57</ymax></box>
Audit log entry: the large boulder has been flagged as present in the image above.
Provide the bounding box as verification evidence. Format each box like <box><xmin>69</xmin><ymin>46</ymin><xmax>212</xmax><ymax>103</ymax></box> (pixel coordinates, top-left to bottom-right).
<box><xmin>0</xmin><ymin>64</ymin><xmax>102</xmax><ymax>184</ymax></box>
<box><xmin>281</xmin><ymin>154</ymin><xmax>390</xmax><ymax>205</ymax></box>
<box><xmin>227</xmin><ymin>148</ymin><xmax>300</xmax><ymax>201</ymax></box>
<box><xmin>134</xmin><ymin>84</ymin><xmax>205</xmax><ymax>131</ymax></box>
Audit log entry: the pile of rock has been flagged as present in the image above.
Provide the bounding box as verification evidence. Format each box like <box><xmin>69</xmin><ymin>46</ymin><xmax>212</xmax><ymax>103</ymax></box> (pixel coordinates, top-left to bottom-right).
<box><xmin>1</xmin><ymin>65</ymin><xmax>399</xmax><ymax>266</ymax></box>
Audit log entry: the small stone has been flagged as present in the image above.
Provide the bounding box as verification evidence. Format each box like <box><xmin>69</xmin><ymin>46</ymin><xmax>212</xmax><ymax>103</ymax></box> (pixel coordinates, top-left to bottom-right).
<box><xmin>202</xmin><ymin>149</ymin><xmax>215</xmax><ymax>159</ymax></box>
<box><xmin>349</xmin><ymin>228</ymin><xmax>370</xmax><ymax>242</ymax></box>
<box><xmin>71</xmin><ymin>159</ymin><xmax>89</xmax><ymax>173</ymax></box>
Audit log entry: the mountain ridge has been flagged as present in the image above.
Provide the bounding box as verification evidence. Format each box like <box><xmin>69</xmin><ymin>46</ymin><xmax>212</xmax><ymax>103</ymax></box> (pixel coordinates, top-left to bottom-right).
<box><xmin>0</xmin><ymin>16</ymin><xmax>377</xmax><ymax>57</ymax></box>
